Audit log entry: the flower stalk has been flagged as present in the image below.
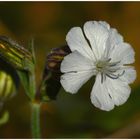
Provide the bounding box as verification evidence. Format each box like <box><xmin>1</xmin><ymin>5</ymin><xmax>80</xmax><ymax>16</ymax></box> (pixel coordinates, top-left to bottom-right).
<box><xmin>31</xmin><ymin>102</ymin><xmax>41</xmax><ymax>138</ymax></box>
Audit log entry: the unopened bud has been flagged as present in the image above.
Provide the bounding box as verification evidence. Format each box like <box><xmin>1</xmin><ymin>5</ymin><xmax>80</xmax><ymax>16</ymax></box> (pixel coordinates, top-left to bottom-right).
<box><xmin>36</xmin><ymin>45</ymin><xmax>71</xmax><ymax>102</ymax></box>
<box><xmin>0</xmin><ymin>71</ymin><xmax>16</xmax><ymax>102</ymax></box>
<box><xmin>46</xmin><ymin>45</ymin><xmax>71</xmax><ymax>73</ymax></box>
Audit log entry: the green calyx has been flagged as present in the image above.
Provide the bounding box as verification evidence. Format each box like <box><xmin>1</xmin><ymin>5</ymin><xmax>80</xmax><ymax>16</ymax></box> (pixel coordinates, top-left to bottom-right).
<box><xmin>0</xmin><ymin>36</ymin><xmax>34</xmax><ymax>72</ymax></box>
<box><xmin>0</xmin><ymin>36</ymin><xmax>36</xmax><ymax>101</ymax></box>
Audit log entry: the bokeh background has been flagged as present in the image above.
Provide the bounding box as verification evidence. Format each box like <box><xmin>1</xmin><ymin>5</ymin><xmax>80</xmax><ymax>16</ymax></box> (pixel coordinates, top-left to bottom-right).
<box><xmin>0</xmin><ymin>2</ymin><xmax>140</xmax><ymax>138</ymax></box>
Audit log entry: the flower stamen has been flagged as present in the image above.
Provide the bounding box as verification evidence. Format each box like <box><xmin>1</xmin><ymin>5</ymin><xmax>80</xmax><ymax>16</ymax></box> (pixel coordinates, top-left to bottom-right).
<box><xmin>96</xmin><ymin>58</ymin><xmax>125</xmax><ymax>83</ymax></box>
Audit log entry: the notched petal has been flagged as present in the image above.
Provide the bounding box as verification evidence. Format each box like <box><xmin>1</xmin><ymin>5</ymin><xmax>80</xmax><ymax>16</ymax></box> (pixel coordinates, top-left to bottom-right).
<box><xmin>66</xmin><ymin>27</ymin><xmax>94</xmax><ymax>60</ymax></box>
<box><xmin>83</xmin><ymin>21</ymin><xmax>109</xmax><ymax>59</ymax></box>
<box><xmin>90</xmin><ymin>74</ymin><xmax>114</xmax><ymax>111</ymax></box>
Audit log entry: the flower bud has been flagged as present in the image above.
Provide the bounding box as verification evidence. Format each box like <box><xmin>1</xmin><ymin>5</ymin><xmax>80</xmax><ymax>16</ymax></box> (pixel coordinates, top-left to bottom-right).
<box><xmin>46</xmin><ymin>45</ymin><xmax>71</xmax><ymax>73</ymax></box>
<box><xmin>0</xmin><ymin>36</ymin><xmax>34</xmax><ymax>71</ymax></box>
<box><xmin>36</xmin><ymin>45</ymin><xmax>71</xmax><ymax>102</ymax></box>
<box><xmin>0</xmin><ymin>71</ymin><xmax>16</xmax><ymax>102</ymax></box>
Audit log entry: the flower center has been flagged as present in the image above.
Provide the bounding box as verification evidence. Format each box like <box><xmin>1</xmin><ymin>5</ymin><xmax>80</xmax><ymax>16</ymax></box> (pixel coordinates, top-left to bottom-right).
<box><xmin>96</xmin><ymin>59</ymin><xmax>110</xmax><ymax>72</ymax></box>
<box><xmin>95</xmin><ymin>58</ymin><xmax>125</xmax><ymax>83</ymax></box>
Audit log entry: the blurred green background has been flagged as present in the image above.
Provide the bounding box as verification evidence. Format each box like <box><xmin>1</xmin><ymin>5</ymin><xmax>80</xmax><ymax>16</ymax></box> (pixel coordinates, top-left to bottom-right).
<box><xmin>0</xmin><ymin>2</ymin><xmax>140</xmax><ymax>138</ymax></box>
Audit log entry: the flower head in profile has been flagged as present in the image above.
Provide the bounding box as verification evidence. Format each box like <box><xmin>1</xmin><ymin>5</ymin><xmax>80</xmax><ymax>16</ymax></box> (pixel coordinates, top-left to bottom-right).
<box><xmin>60</xmin><ymin>21</ymin><xmax>136</xmax><ymax>111</ymax></box>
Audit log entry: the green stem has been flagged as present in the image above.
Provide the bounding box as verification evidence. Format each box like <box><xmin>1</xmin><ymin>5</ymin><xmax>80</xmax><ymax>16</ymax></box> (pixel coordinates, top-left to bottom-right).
<box><xmin>31</xmin><ymin>103</ymin><xmax>41</xmax><ymax>138</ymax></box>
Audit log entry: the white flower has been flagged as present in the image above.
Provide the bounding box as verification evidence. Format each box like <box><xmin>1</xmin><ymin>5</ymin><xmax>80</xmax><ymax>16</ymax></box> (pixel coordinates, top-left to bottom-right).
<box><xmin>60</xmin><ymin>21</ymin><xmax>136</xmax><ymax>111</ymax></box>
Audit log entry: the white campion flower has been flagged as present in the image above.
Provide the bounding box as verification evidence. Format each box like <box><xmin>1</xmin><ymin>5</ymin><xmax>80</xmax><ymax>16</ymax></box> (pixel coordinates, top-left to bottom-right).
<box><xmin>60</xmin><ymin>21</ymin><xmax>136</xmax><ymax>111</ymax></box>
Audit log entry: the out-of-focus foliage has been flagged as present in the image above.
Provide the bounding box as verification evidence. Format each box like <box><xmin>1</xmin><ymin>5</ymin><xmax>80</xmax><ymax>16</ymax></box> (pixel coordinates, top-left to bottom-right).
<box><xmin>0</xmin><ymin>2</ymin><xmax>139</xmax><ymax>138</ymax></box>
<box><xmin>0</xmin><ymin>111</ymin><xmax>9</xmax><ymax>126</ymax></box>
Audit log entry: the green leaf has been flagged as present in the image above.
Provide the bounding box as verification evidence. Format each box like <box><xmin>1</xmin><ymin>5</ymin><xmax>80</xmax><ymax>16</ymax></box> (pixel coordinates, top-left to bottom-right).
<box><xmin>27</xmin><ymin>37</ymin><xmax>36</xmax><ymax>64</ymax></box>
<box><xmin>17</xmin><ymin>70</ymin><xmax>35</xmax><ymax>100</ymax></box>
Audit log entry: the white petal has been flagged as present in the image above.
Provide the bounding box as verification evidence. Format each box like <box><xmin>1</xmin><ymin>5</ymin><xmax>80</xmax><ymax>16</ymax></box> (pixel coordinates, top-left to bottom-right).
<box><xmin>108</xmin><ymin>28</ymin><xmax>123</xmax><ymax>46</ymax></box>
<box><xmin>84</xmin><ymin>21</ymin><xmax>109</xmax><ymax>59</ymax></box>
<box><xmin>106</xmin><ymin>77</ymin><xmax>131</xmax><ymax>106</ymax></box>
<box><xmin>110</xmin><ymin>43</ymin><xmax>135</xmax><ymax>64</ymax></box>
<box><xmin>99</xmin><ymin>21</ymin><xmax>110</xmax><ymax>30</ymax></box>
<box><xmin>66</xmin><ymin>27</ymin><xmax>95</xmax><ymax>60</ymax></box>
<box><xmin>61</xmin><ymin>51</ymin><xmax>95</xmax><ymax>73</ymax></box>
<box><xmin>61</xmin><ymin>71</ymin><xmax>94</xmax><ymax>94</ymax></box>
<box><xmin>104</xmin><ymin>28</ymin><xmax>123</xmax><ymax>58</ymax></box>
<box><xmin>119</xmin><ymin>66</ymin><xmax>136</xmax><ymax>84</ymax></box>
<box><xmin>90</xmin><ymin>74</ymin><xmax>114</xmax><ymax>111</ymax></box>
